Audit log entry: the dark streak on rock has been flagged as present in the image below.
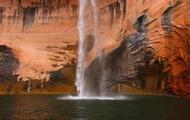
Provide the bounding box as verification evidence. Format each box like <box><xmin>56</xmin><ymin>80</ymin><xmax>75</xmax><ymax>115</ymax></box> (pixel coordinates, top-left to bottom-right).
<box><xmin>42</xmin><ymin>0</ymin><xmax>52</xmax><ymax>23</ymax></box>
<box><xmin>57</xmin><ymin>0</ymin><xmax>61</xmax><ymax>10</ymax></box>
<box><xmin>0</xmin><ymin>7</ymin><xmax>4</xmax><ymax>24</ymax></box>
<box><xmin>108</xmin><ymin>3</ymin><xmax>114</xmax><ymax>26</ymax></box>
<box><xmin>135</xmin><ymin>13</ymin><xmax>148</xmax><ymax>32</ymax></box>
<box><xmin>161</xmin><ymin>0</ymin><xmax>181</xmax><ymax>32</ymax></box>
<box><xmin>22</xmin><ymin>7</ymin><xmax>38</xmax><ymax>31</ymax></box>
<box><xmin>122</xmin><ymin>0</ymin><xmax>126</xmax><ymax>21</ymax></box>
<box><xmin>116</xmin><ymin>0</ymin><xmax>121</xmax><ymax>17</ymax></box>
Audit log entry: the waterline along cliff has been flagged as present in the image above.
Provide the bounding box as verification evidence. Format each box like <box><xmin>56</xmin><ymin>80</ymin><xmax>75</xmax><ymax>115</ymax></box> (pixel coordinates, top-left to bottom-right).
<box><xmin>0</xmin><ymin>0</ymin><xmax>189</xmax><ymax>97</ymax></box>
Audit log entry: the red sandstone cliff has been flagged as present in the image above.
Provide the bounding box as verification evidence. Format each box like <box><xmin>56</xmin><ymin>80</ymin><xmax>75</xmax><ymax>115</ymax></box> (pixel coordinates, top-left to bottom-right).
<box><xmin>0</xmin><ymin>0</ymin><xmax>79</xmax><ymax>79</ymax></box>
<box><xmin>84</xmin><ymin>0</ymin><xmax>190</xmax><ymax>96</ymax></box>
<box><xmin>0</xmin><ymin>0</ymin><xmax>189</xmax><ymax>96</ymax></box>
<box><xmin>118</xmin><ymin>0</ymin><xmax>190</xmax><ymax>96</ymax></box>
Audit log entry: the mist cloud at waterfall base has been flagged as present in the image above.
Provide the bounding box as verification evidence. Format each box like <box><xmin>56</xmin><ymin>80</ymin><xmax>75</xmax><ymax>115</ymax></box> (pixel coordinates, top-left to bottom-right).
<box><xmin>57</xmin><ymin>95</ymin><xmax>132</xmax><ymax>101</ymax></box>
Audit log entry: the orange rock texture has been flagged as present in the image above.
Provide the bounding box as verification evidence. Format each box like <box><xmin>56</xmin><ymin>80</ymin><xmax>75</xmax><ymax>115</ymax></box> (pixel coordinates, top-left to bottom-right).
<box><xmin>118</xmin><ymin>0</ymin><xmax>190</xmax><ymax>96</ymax></box>
<box><xmin>85</xmin><ymin>0</ymin><xmax>190</xmax><ymax>96</ymax></box>
<box><xmin>0</xmin><ymin>0</ymin><xmax>79</xmax><ymax>80</ymax></box>
<box><xmin>0</xmin><ymin>0</ymin><xmax>189</xmax><ymax>96</ymax></box>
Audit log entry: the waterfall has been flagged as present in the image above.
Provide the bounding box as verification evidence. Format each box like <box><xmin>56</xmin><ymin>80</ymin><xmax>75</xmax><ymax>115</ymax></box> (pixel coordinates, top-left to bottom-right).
<box><xmin>76</xmin><ymin>0</ymin><xmax>101</xmax><ymax>96</ymax></box>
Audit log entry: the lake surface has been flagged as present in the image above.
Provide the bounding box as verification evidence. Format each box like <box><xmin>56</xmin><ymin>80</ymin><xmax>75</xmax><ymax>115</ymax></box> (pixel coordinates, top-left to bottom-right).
<box><xmin>0</xmin><ymin>95</ymin><xmax>189</xmax><ymax>120</ymax></box>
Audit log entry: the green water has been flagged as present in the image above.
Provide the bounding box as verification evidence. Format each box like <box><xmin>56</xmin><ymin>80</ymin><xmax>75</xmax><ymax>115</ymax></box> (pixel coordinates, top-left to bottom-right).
<box><xmin>0</xmin><ymin>95</ymin><xmax>189</xmax><ymax>120</ymax></box>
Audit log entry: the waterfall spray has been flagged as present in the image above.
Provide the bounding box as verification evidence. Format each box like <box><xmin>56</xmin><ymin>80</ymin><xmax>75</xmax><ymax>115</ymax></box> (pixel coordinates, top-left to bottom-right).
<box><xmin>76</xmin><ymin>0</ymin><xmax>106</xmax><ymax>96</ymax></box>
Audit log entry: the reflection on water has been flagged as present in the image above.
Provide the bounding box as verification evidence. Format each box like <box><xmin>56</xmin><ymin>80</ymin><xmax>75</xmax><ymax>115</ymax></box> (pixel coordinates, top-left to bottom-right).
<box><xmin>0</xmin><ymin>95</ymin><xmax>76</xmax><ymax>120</ymax></box>
<box><xmin>0</xmin><ymin>95</ymin><xmax>190</xmax><ymax>120</ymax></box>
<box><xmin>11</xmin><ymin>96</ymin><xmax>51</xmax><ymax>119</ymax></box>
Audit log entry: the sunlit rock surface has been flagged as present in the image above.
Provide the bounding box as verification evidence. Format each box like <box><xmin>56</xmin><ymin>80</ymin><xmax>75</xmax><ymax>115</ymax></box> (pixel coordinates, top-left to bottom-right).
<box><xmin>0</xmin><ymin>0</ymin><xmax>78</xmax><ymax>80</ymax></box>
<box><xmin>0</xmin><ymin>0</ymin><xmax>120</xmax><ymax>93</ymax></box>
<box><xmin>0</xmin><ymin>0</ymin><xmax>189</xmax><ymax>96</ymax></box>
<box><xmin>85</xmin><ymin>0</ymin><xmax>190</xmax><ymax>96</ymax></box>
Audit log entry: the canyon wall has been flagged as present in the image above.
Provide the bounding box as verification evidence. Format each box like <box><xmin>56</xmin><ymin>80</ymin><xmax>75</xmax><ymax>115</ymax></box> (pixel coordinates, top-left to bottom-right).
<box><xmin>0</xmin><ymin>0</ymin><xmax>80</xmax><ymax>93</ymax></box>
<box><xmin>0</xmin><ymin>0</ymin><xmax>79</xmax><ymax>80</ymax></box>
<box><xmin>0</xmin><ymin>0</ymin><xmax>119</xmax><ymax>80</ymax></box>
<box><xmin>0</xmin><ymin>0</ymin><xmax>189</xmax><ymax>96</ymax></box>
<box><xmin>85</xmin><ymin>0</ymin><xmax>190</xmax><ymax>96</ymax></box>
<box><xmin>0</xmin><ymin>0</ymin><xmax>121</xmax><ymax>93</ymax></box>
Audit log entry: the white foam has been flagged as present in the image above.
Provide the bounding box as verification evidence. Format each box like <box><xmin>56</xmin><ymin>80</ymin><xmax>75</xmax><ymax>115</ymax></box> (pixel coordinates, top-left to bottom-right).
<box><xmin>57</xmin><ymin>95</ymin><xmax>130</xmax><ymax>101</ymax></box>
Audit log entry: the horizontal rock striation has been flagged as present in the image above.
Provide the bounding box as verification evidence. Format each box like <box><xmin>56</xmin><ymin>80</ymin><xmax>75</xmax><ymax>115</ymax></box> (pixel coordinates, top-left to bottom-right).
<box><xmin>0</xmin><ymin>0</ymin><xmax>79</xmax><ymax>80</ymax></box>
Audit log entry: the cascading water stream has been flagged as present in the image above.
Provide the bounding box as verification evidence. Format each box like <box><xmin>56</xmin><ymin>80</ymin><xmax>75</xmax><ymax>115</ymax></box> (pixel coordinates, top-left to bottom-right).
<box><xmin>76</xmin><ymin>0</ymin><xmax>101</xmax><ymax>96</ymax></box>
<box><xmin>76</xmin><ymin>0</ymin><xmax>87</xmax><ymax>97</ymax></box>
<box><xmin>59</xmin><ymin>0</ymin><xmax>128</xmax><ymax>100</ymax></box>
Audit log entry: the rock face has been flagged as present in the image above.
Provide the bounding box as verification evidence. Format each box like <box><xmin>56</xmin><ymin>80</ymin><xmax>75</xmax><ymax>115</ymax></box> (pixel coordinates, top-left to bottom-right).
<box><xmin>85</xmin><ymin>0</ymin><xmax>190</xmax><ymax>96</ymax></box>
<box><xmin>0</xmin><ymin>45</ymin><xmax>19</xmax><ymax>81</ymax></box>
<box><xmin>0</xmin><ymin>0</ymin><xmax>78</xmax><ymax>80</ymax></box>
<box><xmin>0</xmin><ymin>0</ymin><xmax>121</xmax><ymax>94</ymax></box>
<box><xmin>0</xmin><ymin>0</ymin><xmax>189</xmax><ymax>96</ymax></box>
